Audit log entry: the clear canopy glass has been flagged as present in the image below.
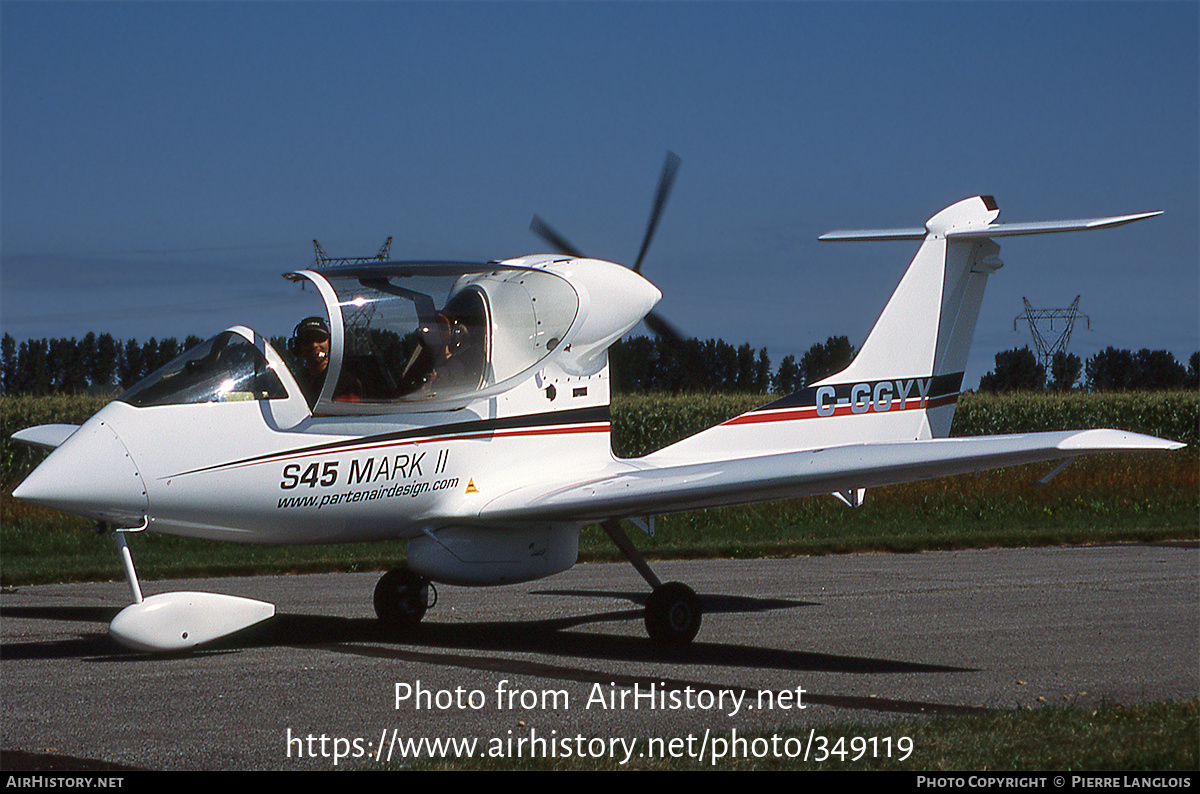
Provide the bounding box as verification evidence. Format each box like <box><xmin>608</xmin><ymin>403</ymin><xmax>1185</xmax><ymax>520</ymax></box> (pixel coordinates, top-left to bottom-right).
<box><xmin>119</xmin><ymin>330</ymin><xmax>288</xmax><ymax>407</ymax></box>
<box><xmin>309</xmin><ymin>265</ymin><xmax>580</xmax><ymax>410</ymax></box>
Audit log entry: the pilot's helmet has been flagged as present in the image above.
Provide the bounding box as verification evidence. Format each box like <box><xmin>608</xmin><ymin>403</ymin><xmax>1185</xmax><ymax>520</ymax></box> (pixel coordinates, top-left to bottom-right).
<box><xmin>293</xmin><ymin>316</ymin><xmax>330</xmax><ymax>344</ymax></box>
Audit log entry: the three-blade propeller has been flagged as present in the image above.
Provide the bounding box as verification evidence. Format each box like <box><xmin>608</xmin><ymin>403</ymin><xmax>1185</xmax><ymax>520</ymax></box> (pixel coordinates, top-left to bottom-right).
<box><xmin>530</xmin><ymin>151</ymin><xmax>686</xmax><ymax>346</ymax></box>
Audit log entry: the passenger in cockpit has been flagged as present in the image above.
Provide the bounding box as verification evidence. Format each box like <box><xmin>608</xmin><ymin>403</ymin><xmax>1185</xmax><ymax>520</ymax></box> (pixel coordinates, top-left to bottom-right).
<box><xmin>434</xmin><ymin>313</ymin><xmax>473</xmax><ymax>387</ymax></box>
<box><xmin>398</xmin><ymin>313</ymin><xmax>472</xmax><ymax>395</ymax></box>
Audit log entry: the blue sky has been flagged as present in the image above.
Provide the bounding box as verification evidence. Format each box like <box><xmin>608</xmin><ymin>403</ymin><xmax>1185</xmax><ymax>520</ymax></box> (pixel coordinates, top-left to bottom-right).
<box><xmin>2</xmin><ymin>1</ymin><xmax>1196</xmax><ymax>389</ymax></box>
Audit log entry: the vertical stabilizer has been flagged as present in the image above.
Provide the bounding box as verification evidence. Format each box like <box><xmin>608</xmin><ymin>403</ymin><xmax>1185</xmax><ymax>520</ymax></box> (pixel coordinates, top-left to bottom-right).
<box><xmin>819</xmin><ymin>196</ymin><xmax>1002</xmax><ymax>384</ymax></box>
<box><xmin>818</xmin><ymin>196</ymin><xmax>1005</xmax><ymax>437</ymax></box>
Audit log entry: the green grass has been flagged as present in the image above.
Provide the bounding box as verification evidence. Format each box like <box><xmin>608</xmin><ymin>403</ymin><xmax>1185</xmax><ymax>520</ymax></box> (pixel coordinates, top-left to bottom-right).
<box><xmin>1</xmin><ymin>495</ymin><xmax>411</xmax><ymax>585</ymax></box>
<box><xmin>396</xmin><ymin>700</ymin><xmax>1198</xmax><ymax>770</ymax></box>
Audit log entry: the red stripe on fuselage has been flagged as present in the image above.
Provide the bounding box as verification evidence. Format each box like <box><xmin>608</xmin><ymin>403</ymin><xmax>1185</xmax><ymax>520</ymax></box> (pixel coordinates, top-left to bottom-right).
<box><xmin>721</xmin><ymin>394</ymin><xmax>958</xmax><ymax>426</ymax></box>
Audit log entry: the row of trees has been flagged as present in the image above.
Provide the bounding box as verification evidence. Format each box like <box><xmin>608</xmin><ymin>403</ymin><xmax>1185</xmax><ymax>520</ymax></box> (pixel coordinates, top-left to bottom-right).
<box><xmin>609</xmin><ymin>335</ymin><xmax>856</xmax><ymax>395</ymax></box>
<box><xmin>1</xmin><ymin>333</ymin><xmax>205</xmax><ymax>396</ymax></box>
<box><xmin>2</xmin><ymin>331</ymin><xmax>1196</xmax><ymax>397</ymax></box>
<box><xmin>1</xmin><ymin>330</ymin><xmax>857</xmax><ymax>398</ymax></box>
<box><xmin>979</xmin><ymin>346</ymin><xmax>1199</xmax><ymax>392</ymax></box>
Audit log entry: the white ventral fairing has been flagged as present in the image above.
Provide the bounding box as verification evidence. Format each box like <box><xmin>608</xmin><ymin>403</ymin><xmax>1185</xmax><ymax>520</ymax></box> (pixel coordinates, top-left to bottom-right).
<box><xmin>12</xmin><ymin>155</ymin><xmax>1179</xmax><ymax>653</ymax></box>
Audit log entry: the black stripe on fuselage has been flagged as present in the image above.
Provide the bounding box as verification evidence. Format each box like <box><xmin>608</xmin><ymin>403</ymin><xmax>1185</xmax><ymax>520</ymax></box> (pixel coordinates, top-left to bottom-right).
<box><xmin>756</xmin><ymin>372</ymin><xmax>964</xmax><ymax>412</ymax></box>
<box><xmin>167</xmin><ymin>405</ymin><xmax>611</xmax><ymax>478</ymax></box>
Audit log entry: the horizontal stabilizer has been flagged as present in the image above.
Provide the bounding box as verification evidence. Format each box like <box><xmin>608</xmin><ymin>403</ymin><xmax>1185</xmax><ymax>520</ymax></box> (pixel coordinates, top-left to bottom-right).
<box><xmin>944</xmin><ymin>211</ymin><xmax>1163</xmax><ymax>239</ymax></box>
<box><xmin>820</xmin><ymin>210</ymin><xmax>1162</xmax><ymax>242</ymax></box>
<box><xmin>818</xmin><ymin>227</ymin><xmax>926</xmax><ymax>242</ymax></box>
<box><xmin>10</xmin><ymin>424</ymin><xmax>80</xmax><ymax>450</ymax></box>
<box><xmin>480</xmin><ymin>429</ymin><xmax>1183</xmax><ymax>523</ymax></box>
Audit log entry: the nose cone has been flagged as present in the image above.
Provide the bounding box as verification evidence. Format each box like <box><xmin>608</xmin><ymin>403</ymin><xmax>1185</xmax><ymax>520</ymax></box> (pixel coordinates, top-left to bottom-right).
<box><xmin>13</xmin><ymin>418</ymin><xmax>148</xmax><ymax>526</ymax></box>
<box><xmin>567</xmin><ymin>258</ymin><xmax>663</xmax><ymax>348</ymax></box>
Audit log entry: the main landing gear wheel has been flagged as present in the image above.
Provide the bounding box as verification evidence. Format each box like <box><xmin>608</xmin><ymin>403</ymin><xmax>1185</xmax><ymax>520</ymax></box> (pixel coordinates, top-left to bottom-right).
<box><xmin>374</xmin><ymin>568</ymin><xmax>433</xmax><ymax>630</ymax></box>
<box><xmin>645</xmin><ymin>581</ymin><xmax>701</xmax><ymax>645</ymax></box>
<box><xmin>600</xmin><ymin>519</ymin><xmax>704</xmax><ymax>645</ymax></box>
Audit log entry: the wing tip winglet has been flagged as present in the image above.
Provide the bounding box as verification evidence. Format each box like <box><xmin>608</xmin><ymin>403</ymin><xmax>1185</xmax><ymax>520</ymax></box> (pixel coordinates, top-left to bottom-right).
<box><xmin>1055</xmin><ymin>428</ymin><xmax>1185</xmax><ymax>453</ymax></box>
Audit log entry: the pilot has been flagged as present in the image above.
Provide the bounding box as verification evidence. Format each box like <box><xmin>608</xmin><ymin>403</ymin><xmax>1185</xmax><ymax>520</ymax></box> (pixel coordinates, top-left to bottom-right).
<box><xmin>433</xmin><ymin>313</ymin><xmax>472</xmax><ymax>386</ymax></box>
<box><xmin>292</xmin><ymin>316</ymin><xmax>331</xmax><ymax>405</ymax></box>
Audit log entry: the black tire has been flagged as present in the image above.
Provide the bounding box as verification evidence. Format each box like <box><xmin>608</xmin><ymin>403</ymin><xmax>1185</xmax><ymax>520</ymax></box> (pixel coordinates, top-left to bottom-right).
<box><xmin>645</xmin><ymin>581</ymin><xmax>701</xmax><ymax>645</ymax></box>
<box><xmin>374</xmin><ymin>568</ymin><xmax>429</xmax><ymax>629</ymax></box>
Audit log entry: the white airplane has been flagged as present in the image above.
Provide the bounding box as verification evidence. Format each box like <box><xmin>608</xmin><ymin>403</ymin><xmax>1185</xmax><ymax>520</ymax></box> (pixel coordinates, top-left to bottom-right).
<box><xmin>11</xmin><ymin>156</ymin><xmax>1180</xmax><ymax>653</ymax></box>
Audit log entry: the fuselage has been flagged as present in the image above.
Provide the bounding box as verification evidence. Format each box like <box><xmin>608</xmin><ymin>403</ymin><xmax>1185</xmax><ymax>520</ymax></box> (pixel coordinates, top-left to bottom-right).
<box><xmin>15</xmin><ymin>342</ymin><xmax>625</xmax><ymax>546</ymax></box>
<box><xmin>14</xmin><ymin>256</ymin><xmax>658</xmax><ymax>547</ymax></box>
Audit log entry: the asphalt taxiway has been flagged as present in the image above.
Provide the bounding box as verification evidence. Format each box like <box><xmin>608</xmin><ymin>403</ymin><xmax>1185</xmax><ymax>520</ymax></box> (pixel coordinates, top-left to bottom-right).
<box><xmin>2</xmin><ymin>544</ymin><xmax>1196</xmax><ymax>770</ymax></box>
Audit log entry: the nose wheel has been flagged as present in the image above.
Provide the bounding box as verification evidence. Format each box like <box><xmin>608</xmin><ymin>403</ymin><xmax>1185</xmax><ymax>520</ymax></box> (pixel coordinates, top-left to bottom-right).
<box><xmin>374</xmin><ymin>568</ymin><xmax>435</xmax><ymax>630</ymax></box>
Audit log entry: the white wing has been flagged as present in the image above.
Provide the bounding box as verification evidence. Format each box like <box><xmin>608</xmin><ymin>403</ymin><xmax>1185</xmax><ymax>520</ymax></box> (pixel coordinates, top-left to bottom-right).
<box><xmin>478</xmin><ymin>429</ymin><xmax>1182</xmax><ymax>523</ymax></box>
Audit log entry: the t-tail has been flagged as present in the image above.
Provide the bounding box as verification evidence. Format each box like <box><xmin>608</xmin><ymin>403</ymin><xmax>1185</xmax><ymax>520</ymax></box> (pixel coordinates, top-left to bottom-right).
<box><xmin>643</xmin><ymin>196</ymin><xmax>1162</xmax><ymax>467</ymax></box>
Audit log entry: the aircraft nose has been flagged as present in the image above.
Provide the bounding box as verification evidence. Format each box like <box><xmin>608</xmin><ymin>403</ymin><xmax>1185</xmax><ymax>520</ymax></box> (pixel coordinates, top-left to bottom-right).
<box><xmin>12</xmin><ymin>419</ymin><xmax>148</xmax><ymax>526</ymax></box>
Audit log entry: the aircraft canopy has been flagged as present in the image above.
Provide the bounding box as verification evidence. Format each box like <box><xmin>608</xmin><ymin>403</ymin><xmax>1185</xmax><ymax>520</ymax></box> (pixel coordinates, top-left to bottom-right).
<box><xmin>290</xmin><ymin>263</ymin><xmax>581</xmax><ymax>413</ymax></box>
<box><xmin>119</xmin><ymin>330</ymin><xmax>288</xmax><ymax>407</ymax></box>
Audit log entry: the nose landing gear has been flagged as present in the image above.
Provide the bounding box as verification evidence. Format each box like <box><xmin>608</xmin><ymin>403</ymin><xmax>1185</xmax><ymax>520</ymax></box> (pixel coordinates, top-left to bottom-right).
<box><xmin>374</xmin><ymin>568</ymin><xmax>436</xmax><ymax>630</ymax></box>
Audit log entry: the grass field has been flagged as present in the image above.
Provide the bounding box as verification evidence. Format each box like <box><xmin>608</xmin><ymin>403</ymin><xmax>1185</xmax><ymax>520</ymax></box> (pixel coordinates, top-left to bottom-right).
<box><xmin>399</xmin><ymin>700</ymin><xmax>1199</xmax><ymax>771</ymax></box>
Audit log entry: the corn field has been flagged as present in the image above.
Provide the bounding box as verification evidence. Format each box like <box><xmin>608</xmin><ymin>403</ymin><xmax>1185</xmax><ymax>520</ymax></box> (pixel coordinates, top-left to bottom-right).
<box><xmin>2</xmin><ymin>390</ymin><xmax>1196</xmax><ymax>488</ymax></box>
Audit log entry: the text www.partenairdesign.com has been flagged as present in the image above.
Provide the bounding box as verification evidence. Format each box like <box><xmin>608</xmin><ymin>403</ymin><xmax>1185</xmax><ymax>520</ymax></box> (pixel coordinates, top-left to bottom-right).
<box><xmin>276</xmin><ymin>478</ymin><xmax>458</xmax><ymax>509</ymax></box>
<box><xmin>286</xmin><ymin>728</ymin><xmax>913</xmax><ymax>767</ymax></box>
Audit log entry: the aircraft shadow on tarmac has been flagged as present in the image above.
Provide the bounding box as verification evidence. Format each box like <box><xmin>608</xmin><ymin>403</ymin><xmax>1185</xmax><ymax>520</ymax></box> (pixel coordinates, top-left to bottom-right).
<box><xmin>0</xmin><ymin>605</ymin><xmax>122</xmax><ymax>660</ymax></box>
<box><xmin>1</xmin><ymin>591</ymin><xmax>974</xmax><ymax>680</ymax></box>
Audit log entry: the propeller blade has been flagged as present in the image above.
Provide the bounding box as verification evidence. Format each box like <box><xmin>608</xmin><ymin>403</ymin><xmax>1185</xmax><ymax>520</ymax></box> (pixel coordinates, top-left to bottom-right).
<box><xmin>529</xmin><ymin>155</ymin><xmax>689</xmax><ymax>347</ymax></box>
<box><xmin>643</xmin><ymin>311</ymin><xmax>687</xmax><ymax>347</ymax></box>
<box><xmin>632</xmin><ymin>151</ymin><xmax>681</xmax><ymax>274</ymax></box>
<box><xmin>530</xmin><ymin>215</ymin><xmax>586</xmax><ymax>259</ymax></box>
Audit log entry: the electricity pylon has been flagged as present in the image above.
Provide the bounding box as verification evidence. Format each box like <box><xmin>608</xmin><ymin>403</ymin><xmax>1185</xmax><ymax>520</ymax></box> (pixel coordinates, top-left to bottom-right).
<box><xmin>313</xmin><ymin>237</ymin><xmax>393</xmax><ymax>267</ymax></box>
<box><xmin>1014</xmin><ymin>295</ymin><xmax>1089</xmax><ymax>371</ymax></box>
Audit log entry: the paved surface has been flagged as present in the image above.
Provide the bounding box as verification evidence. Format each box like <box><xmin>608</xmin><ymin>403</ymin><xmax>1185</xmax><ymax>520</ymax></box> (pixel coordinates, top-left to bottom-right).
<box><xmin>2</xmin><ymin>544</ymin><xmax>1196</xmax><ymax>770</ymax></box>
